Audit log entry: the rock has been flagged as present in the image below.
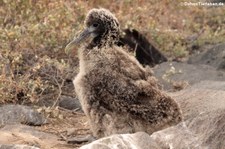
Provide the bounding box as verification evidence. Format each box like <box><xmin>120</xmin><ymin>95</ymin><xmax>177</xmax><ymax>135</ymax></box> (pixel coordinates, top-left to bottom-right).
<box><xmin>154</xmin><ymin>81</ymin><xmax>225</xmax><ymax>148</ymax></box>
<box><xmin>0</xmin><ymin>105</ymin><xmax>46</xmax><ymax>126</ymax></box>
<box><xmin>183</xmin><ymin>80</ymin><xmax>225</xmax><ymax>91</ymax></box>
<box><xmin>188</xmin><ymin>43</ymin><xmax>225</xmax><ymax>70</ymax></box>
<box><xmin>171</xmin><ymin>81</ymin><xmax>225</xmax><ymax>120</ymax></box>
<box><xmin>67</xmin><ymin>135</ymin><xmax>94</xmax><ymax>144</ymax></box>
<box><xmin>58</xmin><ymin>95</ymin><xmax>82</xmax><ymax>110</ymax></box>
<box><xmin>80</xmin><ymin>132</ymin><xmax>160</xmax><ymax>149</ymax></box>
<box><xmin>0</xmin><ymin>144</ymin><xmax>39</xmax><ymax>149</ymax></box>
<box><xmin>0</xmin><ymin>124</ymin><xmax>65</xmax><ymax>149</ymax></box>
<box><xmin>153</xmin><ymin>62</ymin><xmax>225</xmax><ymax>90</ymax></box>
<box><xmin>151</xmin><ymin>109</ymin><xmax>225</xmax><ymax>149</ymax></box>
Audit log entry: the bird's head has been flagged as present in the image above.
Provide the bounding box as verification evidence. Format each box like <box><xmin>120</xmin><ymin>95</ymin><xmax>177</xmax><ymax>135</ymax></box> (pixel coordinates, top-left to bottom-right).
<box><xmin>65</xmin><ymin>8</ymin><xmax>120</xmax><ymax>54</ymax></box>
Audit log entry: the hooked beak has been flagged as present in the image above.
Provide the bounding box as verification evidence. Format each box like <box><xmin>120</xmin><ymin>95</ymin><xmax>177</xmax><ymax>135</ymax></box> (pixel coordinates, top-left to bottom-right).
<box><xmin>65</xmin><ymin>28</ymin><xmax>92</xmax><ymax>54</ymax></box>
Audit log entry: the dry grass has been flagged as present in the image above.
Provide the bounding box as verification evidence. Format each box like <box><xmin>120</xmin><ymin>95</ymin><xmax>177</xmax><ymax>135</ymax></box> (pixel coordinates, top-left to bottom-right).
<box><xmin>0</xmin><ymin>0</ymin><xmax>225</xmax><ymax>104</ymax></box>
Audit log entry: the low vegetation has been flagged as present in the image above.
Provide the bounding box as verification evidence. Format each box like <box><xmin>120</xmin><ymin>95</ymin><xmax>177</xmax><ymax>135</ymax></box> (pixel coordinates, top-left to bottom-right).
<box><xmin>0</xmin><ymin>0</ymin><xmax>224</xmax><ymax>104</ymax></box>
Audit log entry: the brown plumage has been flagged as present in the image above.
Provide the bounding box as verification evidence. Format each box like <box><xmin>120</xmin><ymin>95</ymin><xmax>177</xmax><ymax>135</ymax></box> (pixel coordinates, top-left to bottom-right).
<box><xmin>65</xmin><ymin>8</ymin><xmax>182</xmax><ymax>138</ymax></box>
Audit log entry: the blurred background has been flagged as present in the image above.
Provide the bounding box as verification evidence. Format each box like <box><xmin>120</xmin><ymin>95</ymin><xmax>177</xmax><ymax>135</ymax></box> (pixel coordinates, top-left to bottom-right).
<box><xmin>0</xmin><ymin>0</ymin><xmax>224</xmax><ymax>104</ymax></box>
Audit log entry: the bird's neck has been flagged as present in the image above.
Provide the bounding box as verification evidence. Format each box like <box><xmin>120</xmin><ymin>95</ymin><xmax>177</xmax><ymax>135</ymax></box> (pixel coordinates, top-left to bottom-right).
<box><xmin>87</xmin><ymin>34</ymin><xmax>119</xmax><ymax>49</ymax></box>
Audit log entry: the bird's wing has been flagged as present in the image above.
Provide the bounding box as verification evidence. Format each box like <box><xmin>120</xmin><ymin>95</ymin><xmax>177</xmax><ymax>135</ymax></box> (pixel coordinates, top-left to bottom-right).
<box><xmin>92</xmin><ymin>69</ymin><xmax>180</xmax><ymax>124</ymax></box>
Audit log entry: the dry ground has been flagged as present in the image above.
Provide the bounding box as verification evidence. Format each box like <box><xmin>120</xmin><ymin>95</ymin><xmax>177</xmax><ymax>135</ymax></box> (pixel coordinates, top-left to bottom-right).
<box><xmin>38</xmin><ymin>109</ymin><xmax>90</xmax><ymax>148</ymax></box>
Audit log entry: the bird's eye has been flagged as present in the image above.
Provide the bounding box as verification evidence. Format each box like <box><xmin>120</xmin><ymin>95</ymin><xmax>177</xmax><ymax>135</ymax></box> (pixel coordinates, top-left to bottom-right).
<box><xmin>93</xmin><ymin>23</ymin><xmax>99</xmax><ymax>28</ymax></box>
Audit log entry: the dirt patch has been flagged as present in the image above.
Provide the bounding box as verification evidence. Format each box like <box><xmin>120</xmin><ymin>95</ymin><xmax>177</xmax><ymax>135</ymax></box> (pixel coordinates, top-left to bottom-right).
<box><xmin>38</xmin><ymin>110</ymin><xmax>90</xmax><ymax>148</ymax></box>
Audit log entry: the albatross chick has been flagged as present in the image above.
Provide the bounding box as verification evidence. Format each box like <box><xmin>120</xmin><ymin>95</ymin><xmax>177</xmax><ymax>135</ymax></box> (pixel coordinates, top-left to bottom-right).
<box><xmin>65</xmin><ymin>8</ymin><xmax>182</xmax><ymax>138</ymax></box>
